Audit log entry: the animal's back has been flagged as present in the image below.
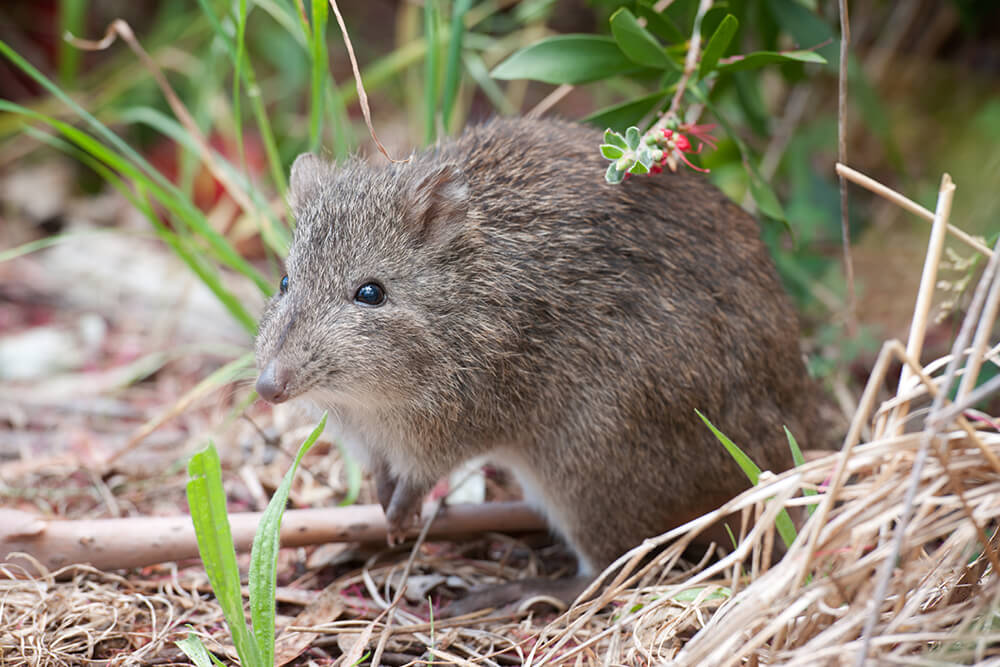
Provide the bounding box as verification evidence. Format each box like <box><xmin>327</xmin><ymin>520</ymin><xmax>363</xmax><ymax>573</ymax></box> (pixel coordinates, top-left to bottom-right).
<box><xmin>433</xmin><ymin>118</ymin><xmax>814</xmax><ymax>569</ymax></box>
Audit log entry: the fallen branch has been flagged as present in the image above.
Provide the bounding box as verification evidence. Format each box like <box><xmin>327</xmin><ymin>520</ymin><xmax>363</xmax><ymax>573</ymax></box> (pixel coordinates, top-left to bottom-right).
<box><xmin>0</xmin><ymin>501</ymin><xmax>545</xmax><ymax>573</ymax></box>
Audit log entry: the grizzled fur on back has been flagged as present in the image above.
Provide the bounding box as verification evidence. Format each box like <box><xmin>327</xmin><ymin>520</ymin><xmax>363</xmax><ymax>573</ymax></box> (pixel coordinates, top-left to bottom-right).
<box><xmin>255</xmin><ymin>117</ymin><xmax>819</xmax><ymax>573</ymax></box>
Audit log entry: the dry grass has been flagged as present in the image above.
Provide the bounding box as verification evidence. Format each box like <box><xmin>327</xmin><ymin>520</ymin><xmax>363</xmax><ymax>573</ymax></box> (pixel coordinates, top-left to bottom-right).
<box><xmin>1</xmin><ymin>168</ymin><xmax>998</xmax><ymax>665</ymax></box>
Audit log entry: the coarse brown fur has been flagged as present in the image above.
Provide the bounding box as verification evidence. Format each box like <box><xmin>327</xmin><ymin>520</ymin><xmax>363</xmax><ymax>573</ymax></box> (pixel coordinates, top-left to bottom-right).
<box><xmin>255</xmin><ymin>117</ymin><xmax>820</xmax><ymax>577</ymax></box>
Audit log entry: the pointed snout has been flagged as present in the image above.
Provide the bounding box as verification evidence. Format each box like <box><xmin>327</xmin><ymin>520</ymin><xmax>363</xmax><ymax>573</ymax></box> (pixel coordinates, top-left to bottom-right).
<box><xmin>256</xmin><ymin>360</ymin><xmax>292</xmax><ymax>403</ymax></box>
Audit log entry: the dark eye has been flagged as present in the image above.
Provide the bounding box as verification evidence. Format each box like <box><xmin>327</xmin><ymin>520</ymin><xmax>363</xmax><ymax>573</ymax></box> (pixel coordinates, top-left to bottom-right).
<box><xmin>354</xmin><ymin>282</ymin><xmax>386</xmax><ymax>306</ymax></box>
<box><xmin>279</xmin><ymin>275</ymin><xmax>289</xmax><ymax>294</ymax></box>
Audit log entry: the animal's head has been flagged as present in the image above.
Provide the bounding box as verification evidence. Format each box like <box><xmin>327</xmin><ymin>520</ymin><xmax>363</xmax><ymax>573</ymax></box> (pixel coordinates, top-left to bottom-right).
<box><xmin>254</xmin><ymin>154</ymin><xmax>484</xmax><ymax>414</ymax></box>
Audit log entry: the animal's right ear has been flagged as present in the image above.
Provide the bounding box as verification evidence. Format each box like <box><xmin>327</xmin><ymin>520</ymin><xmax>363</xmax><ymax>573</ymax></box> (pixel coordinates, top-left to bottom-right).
<box><xmin>288</xmin><ymin>153</ymin><xmax>324</xmax><ymax>208</ymax></box>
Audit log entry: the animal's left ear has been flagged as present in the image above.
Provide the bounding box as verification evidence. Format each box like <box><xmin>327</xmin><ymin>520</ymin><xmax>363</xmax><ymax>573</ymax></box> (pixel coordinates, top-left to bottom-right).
<box><xmin>288</xmin><ymin>153</ymin><xmax>326</xmax><ymax>209</ymax></box>
<box><xmin>408</xmin><ymin>163</ymin><xmax>470</xmax><ymax>244</ymax></box>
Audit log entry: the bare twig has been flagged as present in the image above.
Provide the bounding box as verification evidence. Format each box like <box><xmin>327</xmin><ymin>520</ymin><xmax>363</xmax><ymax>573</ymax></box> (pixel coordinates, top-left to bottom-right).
<box><xmin>0</xmin><ymin>502</ymin><xmax>545</xmax><ymax>572</ymax></box>
<box><xmin>526</xmin><ymin>83</ymin><xmax>573</xmax><ymax>119</ymax></box>
<box><xmin>836</xmin><ymin>163</ymin><xmax>992</xmax><ymax>257</ymax></box>
<box><xmin>328</xmin><ymin>0</ymin><xmax>408</xmax><ymax>162</ymax></box>
<box><xmin>668</xmin><ymin>0</ymin><xmax>713</xmax><ymax>118</ymax></box>
<box><xmin>837</xmin><ymin>0</ymin><xmax>857</xmax><ymax>336</ymax></box>
<box><xmin>892</xmin><ymin>173</ymin><xmax>956</xmax><ymax>434</ymax></box>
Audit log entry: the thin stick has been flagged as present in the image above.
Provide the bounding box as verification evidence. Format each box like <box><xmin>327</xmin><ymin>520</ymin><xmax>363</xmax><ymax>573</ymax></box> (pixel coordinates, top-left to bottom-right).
<box><xmin>893</xmin><ymin>173</ymin><xmax>956</xmax><ymax>435</ymax></box>
<box><xmin>328</xmin><ymin>0</ymin><xmax>408</xmax><ymax>163</ymax></box>
<box><xmin>668</xmin><ymin>0</ymin><xmax>713</xmax><ymax>117</ymax></box>
<box><xmin>0</xmin><ymin>502</ymin><xmax>544</xmax><ymax>572</ymax></box>
<box><xmin>835</xmin><ymin>164</ymin><xmax>992</xmax><ymax>257</ymax></box>
<box><xmin>526</xmin><ymin>83</ymin><xmax>573</xmax><ymax>118</ymax></box>
<box><xmin>837</xmin><ymin>0</ymin><xmax>857</xmax><ymax>336</ymax></box>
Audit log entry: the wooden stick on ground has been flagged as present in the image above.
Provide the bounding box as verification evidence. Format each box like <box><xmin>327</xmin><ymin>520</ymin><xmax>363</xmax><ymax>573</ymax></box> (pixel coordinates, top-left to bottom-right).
<box><xmin>0</xmin><ymin>501</ymin><xmax>545</xmax><ymax>574</ymax></box>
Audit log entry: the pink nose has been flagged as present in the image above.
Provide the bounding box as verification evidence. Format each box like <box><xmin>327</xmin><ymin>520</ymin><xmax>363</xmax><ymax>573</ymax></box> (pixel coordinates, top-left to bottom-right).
<box><xmin>256</xmin><ymin>361</ymin><xmax>291</xmax><ymax>403</ymax></box>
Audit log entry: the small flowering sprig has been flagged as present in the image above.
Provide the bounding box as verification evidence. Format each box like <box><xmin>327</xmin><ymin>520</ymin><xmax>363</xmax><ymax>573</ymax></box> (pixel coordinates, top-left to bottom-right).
<box><xmin>601</xmin><ymin>118</ymin><xmax>717</xmax><ymax>184</ymax></box>
<box><xmin>601</xmin><ymin>126</ymin><xmax>656</xmax><ymax>184</ymax></box>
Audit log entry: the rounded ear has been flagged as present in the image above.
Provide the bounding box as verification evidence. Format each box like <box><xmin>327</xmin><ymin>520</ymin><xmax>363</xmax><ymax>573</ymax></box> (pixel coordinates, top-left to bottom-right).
<box><xmin>409</xmin><ymin>163</ymin><xmax>470</xmax><ymax>244</ymax></box>
<box><xmin>288</xmin><ymin>153</ymin><xmax>325</xmax><ymax>208</ymax></box>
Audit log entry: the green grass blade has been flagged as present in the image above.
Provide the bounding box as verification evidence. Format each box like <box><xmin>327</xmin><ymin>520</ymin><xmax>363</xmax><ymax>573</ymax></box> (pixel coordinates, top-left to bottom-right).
<box><xmin>0</xmin><ymin>228</ymin><xmax>116</xmax><ymax>263</ymax></box>
<box><xmin>696</xmin><ymin>409</ymin><xmax>761</xmax><ymax>483</ymax></box>
<box><xmin>232</xmin><ymin>0</ymin><xmax>250</xmax><ymax>173</ymax></box>
<box><xmin>696</xmin><ymin>410</ymin><xmax>798</xmax><ymax>548</ymax></box>
<box><xmin>338</xmin><ymin>442</ymin><xmax>363</xmax><ymax>506</ymax></box>
<box><xmin>0</xmin><ymin>43</ymin><xmax>273</xmax><ymax>293</ymax></box>
<box><xmin>196</xmin><ymin>0</ymin><xmax>290</xmax><ymax>198</ymax></box>
<box><xmin>116</xmin><ymin>106</ymin><xmax>290</xmax><ymax>254</ymax></box>
<box><xmin>785</xmin><ymin>426</ymin><xmax>805</xmax><ymax>468</ymax></box>
<box><xmin>785</xmin><ymin>426</ymin><xmax>818</xmax><ymax>516</ymax></box>
<box><xmin>21</xmin><ymin>126</ymin><xmax>259</xmax><ymax>332</ymax></box>
<box><xmin>58</xmin><ymin>0</ymin><xmax>86</xmax><ymax>86</ymax></box>
<box><xmin>461</xmin><ymin>52</ymin><xmax>516</xmax><ymax>115</ymax></box>
<box><xmin>175</xmin><ymin>632</ymin><xmax>216</xmax><ymax>667</ymax></box>
<box><xmin>424</xmin><ymin>0</ymin><xmax>442</xmax><ymax>144</ymax></box>
<box><xmin>187</xmin><ymin>444</ymin><xmax>265</xmax><ymax>667</ymax></box>
<box><xmin>249</xmin><ymin>413</ymin><xmax>328</xmax><ymax>666</ymax></box>
<box><xmin>307</xmin><ymin>0</ymin><xmax>329</xmax><ymax>152</ymax></box>
<box><xmin>441</xmin><ymin>0</ymin><xmax>472</xmax><ymax>132</ymax></box>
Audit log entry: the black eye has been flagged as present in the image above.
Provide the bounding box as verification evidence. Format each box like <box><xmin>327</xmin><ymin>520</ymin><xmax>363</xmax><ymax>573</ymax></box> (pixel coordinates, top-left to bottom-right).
<box><xmin>354</xmin><ymin>282</ymin><xmax>386</xmax><ymax>306</ymax></box>
<box><xmin>279</xmin><ymin>275</ymin><xmax>289</xmax><ymax>294</ymax></box>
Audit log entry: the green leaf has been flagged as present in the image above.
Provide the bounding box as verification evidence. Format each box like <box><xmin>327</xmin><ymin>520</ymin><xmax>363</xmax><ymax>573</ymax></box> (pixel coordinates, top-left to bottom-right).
<box><xmin>605</xmin><ymin>163</ymin><xmax>627</xmax><ymax>184</ymax></box>
<box><xmin>424</xmin><ymin>0</ymin><xmax>441</xmax><ymax>144</ymax></box>
<box><xmin>625</xmin><ymin>126</ymin><xmax>641</xmax><ymax>150</ymax></box>
<box><xmin>697</xmin><ymin>410</ymin><xmax>761</xmax><ymax>483</ymax></box>
<box><xmin>603</xmin><ymin>128</ymin><xmax>629</xmax><ymax>150</ymax></box>
<box><xmin>176</xmin><ymin>633</ymin><xmax>217</xmax><ymax>667</ymax></box>
<box><xmin>636</xmin><ymin>145</ymin><xmax>654</xmax><ymax>169</ymax></box>
<box><xmin>249</xmin><ymin>413</ymin><xmax>327</xmax><ymax>667</ymax></box>
<box><xmin>785</xmin><ymin>426</ymin><xmax>817</xmax><ymax>516</ymax></box>
<box><xmin>337</xmin><ymin>442</ymin><xmax>364</xmax><ymax>506</ymax></box>
<box><xmin>307</xmin><ymin>0</ymin><xmax>330</xmax><ymax>152</ymax></box>
<box><xmin>716</xmin><ymin>49</ymin><xmax>826</xmax><ymax>73</ymax></box>
<box><xmin>492</xmin><ymin>35</ymin><xmax>640</xmax><ymax>85</ymax></box>
<box><xmin>672</xmin><ymin>586</ymin><xmax>732</xmax><ymax>602</ymax></box>
<box><xmin>636</xmin><ymin>0</ymin><xmax>685</xmax><ymax>44</ymax></box>
<box><xmin>765</xmin><ymin>0</ymin><xmax>838</xmax><ymax>69</ymax></box>
<box><xmin>195</xmin><ymin>0</ymin><xmax>290</xmax><ymax>195</ymax></box>
<box><xmin>601</xmin><ymin>144</ymin><xmax>625</xmax><ymax>160</ymax></box>
<box><xmin>696</xmin><ymin>410</ymin><xmax>798</xmax><ymax>549</ymax></box>
<box><xmin>584</xmin><ymin>90</ymin><xmax>672</xmax><ymax>132</ymax></box>
<box><xmin>441</xmin><ymin>0</ymin><xmax>473</xmax><ymax>131</ymax></box>
<box><xmin>746</xmin><ymin>160</ymin><xmax>786</xmax><ymax>221</ymax></box>
<box><xmin>698</xmin><ymin>14</ymin><xmax>738</xmax><ymax>80</ymax></box>
<box><xmin>609</xmin><ymin>8</ymin><xmax>674</xmax><ymax>69</ymax></box>
<box><xmin>187</xmin><ymin>445</ymin><xmax>264</xmax><ymax>666</ymax></box>
<box><xmin>629</xmin><ymin>161</ymin><xmax>649</xmax><ymax>175</ymax></box>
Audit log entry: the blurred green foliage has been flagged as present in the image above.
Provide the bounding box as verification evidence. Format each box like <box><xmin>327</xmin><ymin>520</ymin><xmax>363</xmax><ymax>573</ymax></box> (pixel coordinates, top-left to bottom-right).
<box><xmin>2</xmin><ymin>0</ymin><xmax>998</xmax><ymax>377</ymax></box>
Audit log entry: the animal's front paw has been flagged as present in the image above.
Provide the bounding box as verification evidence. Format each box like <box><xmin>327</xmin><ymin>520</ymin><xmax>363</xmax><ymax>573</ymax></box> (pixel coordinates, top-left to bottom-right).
<box><xmin>385</xmin><ymin>502</ymin><xmax>422</xmax><ymax>546</ymax></box>
<box><xmin>374</xmin><ymin>463</ymin><xmax>430</xmax><ymax>546</ymax></box>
